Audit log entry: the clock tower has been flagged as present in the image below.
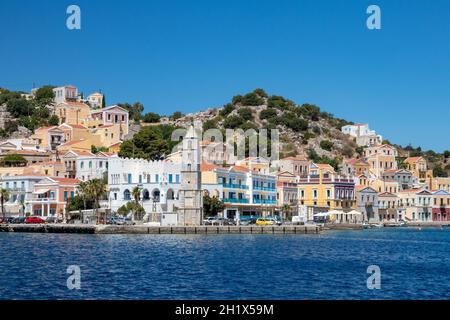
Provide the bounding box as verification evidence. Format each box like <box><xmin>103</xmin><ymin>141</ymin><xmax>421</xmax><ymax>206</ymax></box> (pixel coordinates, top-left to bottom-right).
<box><xmin>178</xmin><ymin>122</ymin><xmax>203</xmax><ymax>225</ymax></box>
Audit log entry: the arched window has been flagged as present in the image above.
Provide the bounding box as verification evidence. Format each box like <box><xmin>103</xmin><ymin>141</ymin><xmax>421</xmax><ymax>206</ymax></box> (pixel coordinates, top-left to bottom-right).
<box><xmin>124</xmin><ymin>189</ymin><xmax>131</xmax><ymax>200</ymax></box>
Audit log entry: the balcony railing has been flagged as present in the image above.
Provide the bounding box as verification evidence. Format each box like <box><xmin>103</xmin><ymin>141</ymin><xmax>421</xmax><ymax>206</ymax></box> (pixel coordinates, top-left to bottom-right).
<box><xmin>29</xmin><ymin>198</ymin><xmax>57</xmax><ymax>202</ymax></box>
<box><xmin>253</xmin><ymin>199</ymin><xmax>277</xmax><ymax>205</ymax></box>
<box><xmin>222</xmin><ymin>183</ymin><xmax>248</xmax><ymax>190</ymax></box>
<box><xmin>223</xmin><ymin>198</ymin><xmax>249</xmax><ymax>204</ymax></box>
<box><xmin>253</xmin><ymin>186</ymin><xmax>276</xmax><ymax>192</ymax></box>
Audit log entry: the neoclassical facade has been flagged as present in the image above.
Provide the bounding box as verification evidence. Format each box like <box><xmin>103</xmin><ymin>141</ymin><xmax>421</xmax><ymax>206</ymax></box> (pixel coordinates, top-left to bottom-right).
<box><xmin>108</xmin><ymin>157</ymin><xmax>182</xmax><ymax>219</ymax></box>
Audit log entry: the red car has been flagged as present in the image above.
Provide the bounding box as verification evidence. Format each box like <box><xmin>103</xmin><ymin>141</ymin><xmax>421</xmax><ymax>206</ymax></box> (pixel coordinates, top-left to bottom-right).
<box><xmin>25</xmin><ymin>217</ymin><xmax>46</xmax><ymax>224</ymax></box>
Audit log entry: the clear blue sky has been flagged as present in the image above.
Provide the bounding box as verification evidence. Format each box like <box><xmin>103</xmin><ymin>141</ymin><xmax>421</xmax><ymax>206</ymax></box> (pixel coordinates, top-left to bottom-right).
<box><xmin>1</xmin><ymin>0</ymin><xmax>449</xmax><ymax>151</ymax></box>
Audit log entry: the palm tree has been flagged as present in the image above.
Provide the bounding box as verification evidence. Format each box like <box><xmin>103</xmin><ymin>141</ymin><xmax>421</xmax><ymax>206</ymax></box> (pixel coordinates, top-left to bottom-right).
<box><xmin>281</xmin><ymin>204</ymin><xmax>292</xmax><ymax>220</ymax></box>
<box><xmin>131</xmin><ymin>186</ymin><xmax>141</xmax><ymax>221</ymax></box>
<box><xmin>0</xmin><ymin>188</ymin><xmax>10</xmax><ymax>220</ymax></box>
<box><xmin>87</xmin><ymin>179</ymin><xmax>107</xmax><ymax>224</ymax></box>
<box><xmin>77</xmin><ymin>181</ymin><xmax>90</xmax><ymax>224</ymax></box>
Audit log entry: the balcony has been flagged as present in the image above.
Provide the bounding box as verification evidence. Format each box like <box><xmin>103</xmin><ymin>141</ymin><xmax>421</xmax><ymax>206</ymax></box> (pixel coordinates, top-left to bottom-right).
<box><xmin>222</xmin><ymin>183</ymin><xmax>248</xmax><ymax>190</ymax></box>
<box><xmin>224</xmin><ymin>198</ymin><xmax>249</xmax><ymax>204</ymax></box>
<box><xmin>253</xmin><ymin>186</ymin><xmax>276</xmax><ymax>192</ymax></box>
<box><xmin>253</xmin><ymin>199</ymin><xmax>277</xmax><ymax>205</ymax></box>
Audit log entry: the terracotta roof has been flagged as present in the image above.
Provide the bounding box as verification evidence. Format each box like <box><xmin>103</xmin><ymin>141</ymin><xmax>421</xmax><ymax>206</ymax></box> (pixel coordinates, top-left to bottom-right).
<box><xmin>49</xmin><ymin>177</ymin><xmax>81</xmax><ymax>184</ymax></box>
<box><xmin>63</xmin><ymin>150</ymin><xmax>94</xmax><ymax>157</ymax></box>
<box><xmin>281</xmin><ymin>156</ymin><xmax>308</xmax><ymax>161</ymax></box>
<box><xmin>201</xmin><ymin>163</ymin><xmax>219</xmax><ymax>171</ymax></box>
<box><xmin>405</xmin><ymin>157</ymin><xmax>424</xmax><ymax>163</ymax></box>
<box><xmin>58</xmin><ymin>139</ymin><xmax>87</xmax><ymax>147</ymax></box>
<box><xmin>378</xmin><ymin>192</ymin><xmax>398</xmax><ymax>197</ymax></box>
<box><xmin>6</xmin><ymin>150</ymin><xmax>49</xmax><ymax>155</ymax></box>
<box><xmin>344</xmin><ymin>158</ymin><xmax>357</xmax><ymax>165</ymax></box>
<box><xmin>230</xmin><ymin>165</ymin><xmax>250</xmax><ymax>173</ymax></box>
<box><xmin>401</xmin><ymin>189</ymin><xmax>422</xmax><ymax>193</ymax></box>
<box><xmin>63</xmin><ymin>101</ymin><xmax>89</xmax><ymax>107</ymax></box>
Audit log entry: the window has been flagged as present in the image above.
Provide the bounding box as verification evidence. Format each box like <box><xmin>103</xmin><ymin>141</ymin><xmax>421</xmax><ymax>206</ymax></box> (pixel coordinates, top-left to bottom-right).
<box><xmin>89</xmin><ymin>161</ymin><xmax>92</xmax><ymax>168</ymax></box>
<box><xmin>176</xmin><ymin>174</ymin><xmax>180</xmax><ymax>183</ymax></box>
<box><xmin>155</xmin><ymin>174</ymin><xmax>159</xmax><ymax>183</ymax></box>
<box><xmin>80</xmin><ymin>161</ymin><xmax>84</xmax><ymax>169</ymax></box>
<box><xmin>139</xmin><ymin>175</ymin><xmax>142</xmax><ymax>184</ymax></box>
<box><xmin>128</xmin><ymin>174</ymin><xmax>132</xmax><ymax>184</ymax></box>
<box><xmin>70</xmin><ymin>191</ymin><xmax>74</xmax><ymax>198</ymax></box>
<box><xmin>169</xmin><ymin>174</ymin><xmax>173</xmax><ymax>183</ymax></box>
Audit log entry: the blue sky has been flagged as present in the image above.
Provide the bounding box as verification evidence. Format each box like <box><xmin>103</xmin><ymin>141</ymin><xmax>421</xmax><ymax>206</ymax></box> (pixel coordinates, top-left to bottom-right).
<box><xmin>1</xmin><ymin>0</ymin><xmax>449</xmax><ymax>151</ymax></box>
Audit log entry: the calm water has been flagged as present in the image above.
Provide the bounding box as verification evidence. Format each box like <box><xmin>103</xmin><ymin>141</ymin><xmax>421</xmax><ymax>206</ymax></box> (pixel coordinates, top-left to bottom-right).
<box><xmin>0</xmin><ymin>228</ymin><xmax>449</xmax><ymax>300</ymax></box>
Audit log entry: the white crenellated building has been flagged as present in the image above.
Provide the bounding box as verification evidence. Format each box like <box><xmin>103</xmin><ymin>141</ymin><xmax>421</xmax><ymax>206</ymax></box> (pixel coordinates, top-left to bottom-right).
<box><xmin>108</xmin><ymin>157</ymin><xmax>182</xmax><ymax>218</ymax></box>
<box><xmin>341</xmin><ymin>123</ymin><xmax>383</xmax><ymax>146</ymax></box>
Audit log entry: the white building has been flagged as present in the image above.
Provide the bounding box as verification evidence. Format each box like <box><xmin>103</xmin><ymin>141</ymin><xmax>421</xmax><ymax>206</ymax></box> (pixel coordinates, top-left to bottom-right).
<box><xmin>87</xmin><ymin>92</ymin><xmax>104</xmax><ymax>109</ymax></box>
<box><xmin>341</xmin><ymin>123</ymin><xmax>382</xmax><ymax>146</ymax></box>
<box><xmin>53</xmin><ymin>85</ymin><xmax>79</xmax><ymax>104</ymax></box>
<box><xmin>1</xmin><ymin>175</ymin><xmax>46</xmax><ymax>216</ymax></box>
<box><xmin>108</xmin><ymin>157</ymin><xmax>182</xmax><ymax>219</ymax></box>
<box><xmin>76</xmin><ymin>152</ymin><xmax>116</xmax><ymax>182</ymax></box>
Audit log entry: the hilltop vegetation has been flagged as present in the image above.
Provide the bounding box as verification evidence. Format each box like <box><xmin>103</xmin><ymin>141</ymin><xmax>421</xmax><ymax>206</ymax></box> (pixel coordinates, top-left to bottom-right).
<box><xmin>0</xmin><ymin>87</ymin><xmax>59</xmax><ymax>136</ymax></box>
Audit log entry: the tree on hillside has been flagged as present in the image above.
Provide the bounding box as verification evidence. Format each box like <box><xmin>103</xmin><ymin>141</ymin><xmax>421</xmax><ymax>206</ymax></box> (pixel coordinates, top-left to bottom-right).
<box><xmin>237</xmin><ymin>107</ymin><xmax>253</xmax><ymax>121</ymax></box>
<box><xmin>0</xmin><ymin>154</ymin><xmax>27</xmax><ymax>167</ymax></box>
<box><xmin>142</xmin><ymin>112</ymin><xmax>160</xmax><ymax>123</ymax></box>
<box><xmin>102</xmin><ymin>94</ymin><xmax>106</xmax><ymax>109</ymax></box>
<box><xmin>34</xmin><ymin>86</ymin><xmax>55</xmax><ymax>101</ymax></box>
<box><xmin>118</xmin><ymin>102</ymin><xmax>144</xmax><ymax>122</ymax></box>
<box><xmin>119</xmin><ymin>125</ymin><xmax>179</xmax><ymax>160</ymax></box>
<box><xmin>170</xmin><ymin>111</ymin><xmax>184</xmax><ymax>121</ymax></box>
<box><xmin>320</xmin><ymin>140</ymin><xmax>333</xmax><ymax>151</ymax></box>
<box><xmin>433</xmin><ymin>165</ymin><xmax>448</xmax><ymax>178</ymax></box>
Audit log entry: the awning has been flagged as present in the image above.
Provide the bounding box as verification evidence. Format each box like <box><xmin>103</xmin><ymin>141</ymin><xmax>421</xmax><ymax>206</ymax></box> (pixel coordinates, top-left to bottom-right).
<box><xmin>347</xmin><ymin>210</ymin><xmax>363</xmax><ymax>216</ymax></box>
<box><xmin>313</xmin><ymin>212</ymin><xmax>330</xmax><ymax>217</ymax></box>
<box><xmin>328</xmin><ymin>210</ymin><xmax>344</xmax><ymax>215</ymax></box>
<box><xmin>35</xmin><ymin>189</ymin><xmax>50</xmax><ymax>194</ymax></box>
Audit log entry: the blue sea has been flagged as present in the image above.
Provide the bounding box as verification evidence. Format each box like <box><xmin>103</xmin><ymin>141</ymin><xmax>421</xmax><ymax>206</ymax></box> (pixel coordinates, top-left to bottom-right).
<box><xmin>0</xmin><ymin>228</ymin><xmax>449</xmax><ymax>300</ymax></box>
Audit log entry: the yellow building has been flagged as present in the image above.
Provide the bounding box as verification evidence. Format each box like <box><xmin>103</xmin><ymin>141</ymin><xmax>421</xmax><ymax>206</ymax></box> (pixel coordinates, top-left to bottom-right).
<box><xmin>91</xmin><ymin>124</ymin><xmax>122</xmax><ymax>148</ymax></box>
<box><xmin>58</xmin><ymin>123</ymin><xmax>92</xmax><ymax>142</ymax></box>
<box><xmin>54</xmin><ymin>101</ymin><xmax>90</xmax><ymax>125</ymax></box>
<box><xmin>370</xmin><ymin>178</ymin><xmax>400</xmax><ymax>194</ymax></box>
<box><xmin>404</xmin><ymin>156</ymin><xmax>433</xmax><ymax>183</ymax></box>
<box><xmin>297</xmin><ymin>163</ymin><xmax>356</xmax><ymax>212</ymax></box>
<box><xmin>365</xmin><ymin>144</ymin><xmax>398</xmax><ymax>177</ymax></box>
<box><xmin>429</xmin><ymin>177</ymin><xmax>450</xmax><ymax>192</ymax></box>
<box><xmin>57</xmin><ymin>139</ymin><xmax>93</xmax><ymax>154</ymax></box>
<box><xmin>235</xmin><ymin>157</ymin><xmax>270</xmax><ymax>174</ymax></box>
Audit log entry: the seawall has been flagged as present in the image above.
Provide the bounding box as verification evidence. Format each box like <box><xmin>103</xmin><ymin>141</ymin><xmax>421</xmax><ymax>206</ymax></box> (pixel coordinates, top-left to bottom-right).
<box><xmin>0</xmin><ymin>224</ymin><xmax>320</xmax><ymax>235</ymax></box>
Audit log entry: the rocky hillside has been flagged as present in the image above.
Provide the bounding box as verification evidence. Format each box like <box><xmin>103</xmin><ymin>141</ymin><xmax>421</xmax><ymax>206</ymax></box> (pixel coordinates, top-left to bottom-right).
<box><xmin>172</xmin><ymin>88</ymin><xmax>358</xmax><ymax>169</ymax></box>
<box><xmin>168</xmin><ymin>88</ymin><xmax>449</xmax><ymax>175</ymax></box>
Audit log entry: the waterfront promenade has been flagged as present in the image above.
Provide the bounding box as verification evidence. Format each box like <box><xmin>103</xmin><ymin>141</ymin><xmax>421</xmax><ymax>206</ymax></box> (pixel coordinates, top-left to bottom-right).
<box><xmin>0</xmin><ymin>224</ymin><xmax>320</xmax><ymax>235</ymax></box>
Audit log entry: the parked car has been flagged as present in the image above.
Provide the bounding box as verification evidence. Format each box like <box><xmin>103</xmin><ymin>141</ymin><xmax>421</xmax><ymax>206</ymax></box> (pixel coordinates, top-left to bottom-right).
<box><xmin>123</xmin><ymin>218</ymin><xmax>135</xmax><ymax>225</ymax></box>
<box><xmin>256</xmin><ymin>218</ymin><xmax>275</xmax><ymax>226</ymax></box>
<box><xmin>25</xmin><ymin>216</ymin><xmax>46</xmax><ymax>224</ymax></box>
<box><xmin>4</xmin><ymin>217</ymin><xmax>16</xmax><ymax>224</ymax></box>
<box><xmin>12</xmin><ymin>217</ymin><xmax>26</xmax><ymax>224</ymax></box>
<box><xmin>204</xmin><ymin>217</ymin><xmax>219</xmax><ymax>225</ymax></box>
<box><xmin>107</xmin><ymin>217</ymin><xmax>125</xmax><ymax>225</ymax></box>
<box><xmin>45</xmin><ymin>216</ymin><xmax>61</xmax><ymax>224</ymax></box>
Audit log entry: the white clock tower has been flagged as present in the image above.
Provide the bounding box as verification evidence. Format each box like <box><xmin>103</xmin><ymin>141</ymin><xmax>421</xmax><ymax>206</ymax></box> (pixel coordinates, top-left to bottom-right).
<box><xmin>178</xmin><ymin>122</ymin><xmax>203</xmax><ymax>225</ymax></box>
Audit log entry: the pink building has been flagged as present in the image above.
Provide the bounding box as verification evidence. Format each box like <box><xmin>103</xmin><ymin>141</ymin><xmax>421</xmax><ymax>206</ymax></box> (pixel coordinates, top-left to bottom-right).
<box><xmin>28</xmin><ymin>177</ymin><xmax>80</xmax><ymax>219</ymax></box>
<box><xmin>90</xmin><ymin>105</ymin><xmax>129</xmax><ymax>138</ymax></box>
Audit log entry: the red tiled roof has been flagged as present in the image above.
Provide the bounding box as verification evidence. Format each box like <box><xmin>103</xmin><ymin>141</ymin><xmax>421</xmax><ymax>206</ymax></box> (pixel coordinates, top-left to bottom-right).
<box><xmin>405</xmin><ymin>157</ymin><xmax>423</xmax><ymax>163</ymax></box>
<box><xmin>50</xmin><ymin>177</ymin><xmax>81</xmax><ymax>184</ymax></box>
